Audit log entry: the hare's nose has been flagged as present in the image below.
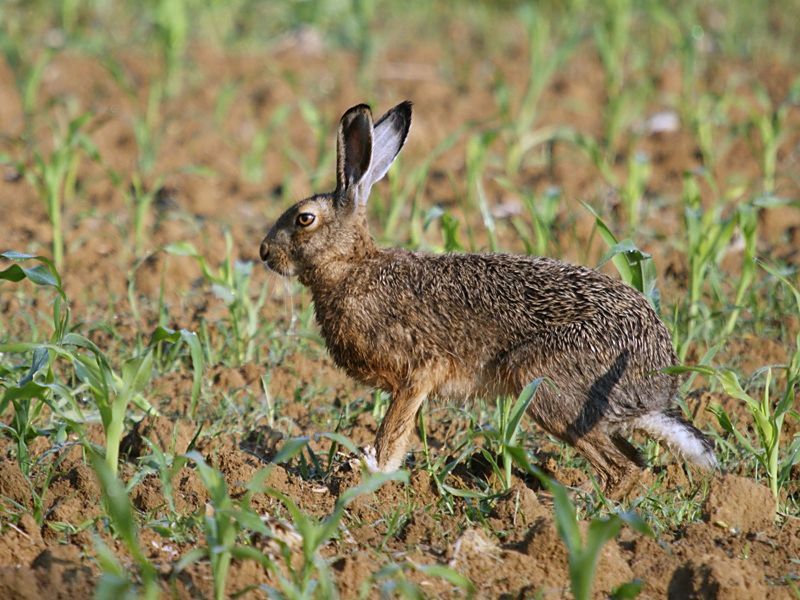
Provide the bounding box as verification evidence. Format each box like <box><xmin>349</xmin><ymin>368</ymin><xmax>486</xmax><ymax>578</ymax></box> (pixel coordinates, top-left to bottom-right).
<box><xmin>259</xmin><ymin>239</ymin><xmax>270</xmax><ymax>262</ymax></box>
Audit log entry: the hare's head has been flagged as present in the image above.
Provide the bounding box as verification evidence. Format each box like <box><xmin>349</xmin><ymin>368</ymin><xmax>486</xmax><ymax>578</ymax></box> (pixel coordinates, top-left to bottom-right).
<box><xmin>260</xmin><ymin>102</ymin><xmax>412</xmax><ymax>283</ymax></box>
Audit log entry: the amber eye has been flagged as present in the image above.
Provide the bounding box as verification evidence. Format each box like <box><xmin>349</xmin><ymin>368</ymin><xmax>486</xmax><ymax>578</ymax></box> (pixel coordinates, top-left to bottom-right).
<box><xmin>296</xmin><ymin>212</ymin><xmax>316</xmax><ymax>227</ymax></box>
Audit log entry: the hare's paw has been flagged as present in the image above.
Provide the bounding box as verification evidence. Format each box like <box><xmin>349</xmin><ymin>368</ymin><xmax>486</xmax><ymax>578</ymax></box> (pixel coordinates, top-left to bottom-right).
<box><xmin>362</xmin><ymin>445</ymin><xmax>381</xmax><ymax>473</ymax></box>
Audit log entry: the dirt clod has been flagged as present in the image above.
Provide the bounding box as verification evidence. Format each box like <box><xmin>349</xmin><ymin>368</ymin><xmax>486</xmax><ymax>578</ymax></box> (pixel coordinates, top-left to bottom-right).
<box><xmin>704</xmin><ymin>474</ymin><xmax>776</xmax><ymax>532</ymax></box>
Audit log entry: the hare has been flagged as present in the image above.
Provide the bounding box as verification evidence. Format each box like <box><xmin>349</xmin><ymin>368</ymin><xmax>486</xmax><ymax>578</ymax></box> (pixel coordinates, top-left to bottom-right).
<box><xmin>259</xmin><ymin>101</ymin><xmax>716</xmax><ymax>493</ymax></box>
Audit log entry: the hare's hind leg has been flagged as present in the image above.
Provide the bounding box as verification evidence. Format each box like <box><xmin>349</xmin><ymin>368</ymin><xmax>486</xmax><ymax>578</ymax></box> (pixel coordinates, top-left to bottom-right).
<box><xmin>574</xmin><ymin>431</ymin><xmax>640</xmax><ymax>496</ymax></box>
<box><xmin>371</xmin><ymin>384</ymin><xmax>430</xmax><ymax>472</ymax></box>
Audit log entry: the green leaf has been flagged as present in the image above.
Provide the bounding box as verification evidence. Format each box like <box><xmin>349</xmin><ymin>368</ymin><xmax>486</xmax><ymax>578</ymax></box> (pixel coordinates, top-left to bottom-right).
<box><xmin>148</xmin><ymin>326</ymin><xmax>204</xmax><ymax>415</ymax></box>
<box><xmin>271</xmin><ymin>436</ymin><xmax>310</xmax><ymax>465</ymax></box>
<box><xmin>544</xmin><ymin>476</ymin><xmax>582</xmax><ymax>556</ymax></box>
<box><xmin>611</xmin><ymin>579</ymin><xmax>643</xmax><ymax>599</ymax></box>
<box><xmin>90</xmin><ymin>453</ymin><xmax>145</xmax><ymax>565</ymax></box>
<box><xmin>315</xmin><ymin>431</ymin><xmax>360</xmax><ymax>455</ymax></box>
<box><xmin>506</xmin><ymin>378</ymin><xmax>542</xmax><ymax>446</ymax></box>
<box><xmin>0</xmin><ymin>258</ymin><xmax>64</xmax><ymax>296</ymax></box>
<box><xmin>414</xmin><ymin>564</ymin><xmax>475</xmax><ymax>594</ymax></box>
<box><xmin>164</xmin><ymin>241</ymin><xmax>199</xmax><ymax>257</ymax></box>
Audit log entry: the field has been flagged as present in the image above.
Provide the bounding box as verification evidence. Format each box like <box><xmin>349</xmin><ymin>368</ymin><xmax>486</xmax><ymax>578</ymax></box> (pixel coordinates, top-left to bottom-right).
<box><xmin>1</xmin><ymin>0</ymin><xmax>800</xmax><ymax>597</ymax></box>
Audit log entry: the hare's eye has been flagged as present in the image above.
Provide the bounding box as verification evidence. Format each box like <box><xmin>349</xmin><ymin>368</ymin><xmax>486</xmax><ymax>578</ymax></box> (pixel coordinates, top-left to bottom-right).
<box><xmin>296</xmin><ymin>213</ymin><xmax>316</xmax><ymax>227</ymax></box>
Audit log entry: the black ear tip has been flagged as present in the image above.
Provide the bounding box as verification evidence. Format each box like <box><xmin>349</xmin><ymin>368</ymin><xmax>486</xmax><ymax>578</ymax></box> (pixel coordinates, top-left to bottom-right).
<box><xmin>343</xmin><ymin>103</ymin><xmax>372</xmax><ymax>122</ymax></box>
<box><xmin>396</xmin><ymin>100</ymin><xmax>413</xmax><ymax>120</ymax></box>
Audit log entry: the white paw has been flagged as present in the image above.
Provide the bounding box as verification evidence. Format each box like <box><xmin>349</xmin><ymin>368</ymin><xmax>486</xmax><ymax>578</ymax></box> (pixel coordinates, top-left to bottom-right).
<box><xmin>362</xmin><ymin>445</ymin><xmax>380</xmax><ymax>473</ymax></box>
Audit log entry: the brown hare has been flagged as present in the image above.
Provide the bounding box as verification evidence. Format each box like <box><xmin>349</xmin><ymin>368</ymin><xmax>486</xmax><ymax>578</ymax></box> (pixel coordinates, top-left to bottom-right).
<box><xmin>259</xmin><ymin>101</ymin><xmax>716</xmax><ymax>493</ymax></box>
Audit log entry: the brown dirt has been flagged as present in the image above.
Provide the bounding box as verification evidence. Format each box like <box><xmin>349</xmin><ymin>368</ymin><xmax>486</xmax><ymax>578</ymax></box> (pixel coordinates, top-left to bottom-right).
<box><xmin>1</xmin><ymin>6</ymin><xmax>800</xmax><ymax>599</ymax></box>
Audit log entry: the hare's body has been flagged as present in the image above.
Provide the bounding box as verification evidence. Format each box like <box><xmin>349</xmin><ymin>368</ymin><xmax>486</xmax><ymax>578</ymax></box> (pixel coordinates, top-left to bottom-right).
<box><xmin>261</xmin><ymin>101</ymin><xmax>716</xmax><ymax>492</ymax></box>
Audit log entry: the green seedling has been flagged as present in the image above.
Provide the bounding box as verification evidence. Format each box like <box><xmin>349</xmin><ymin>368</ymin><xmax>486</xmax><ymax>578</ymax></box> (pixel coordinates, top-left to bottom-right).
<box><xmin>721</xmin><ymin>203</ymin><xmax>757</xmax><ymax>339</ymax></box>
<box><xmin>676</xmin><ymin>173</ymin><xmax>738</xmax><ymax>360</ymax></box>
<box><xmin>1</xmin><ymin>253</ymin><xmax>156</xmax><ymax>477</ymax></box>
<box><xmin>296</xmin><ymin>100</ymin><xmax>337</xmax><ymax>189</ymax></box>
<box><xmin>405</xmin><ymin>126</ymin><xmax>466</xmax><ymax>248</ymax></box>
<box><xmin>0</xmin><ymin>252</ymin><xmax>71</xmax><ymax>474</ymax></box>
<box><xmin>675</xmin><ymin>264</ymin><xmax>800</xmax><ymax>508</ymax></box>
<box><xmin>368</xmin><ymin>561</ymin><xmax>475</xmax><ymax>599</ymax></box>
<box><xmin>149</xmin><ymin>326</ymin><xmax>205</xmax><ymax>416</ymax></box>
<box><xmin>0</xmin><ymin>251</ymin><xmax>64</xmax><ymax>298</ymax></box>
<box><xmin>128</xmin><ymin>174</ymin><xmax>164</xmax><ymax>258</ymax></box>
<box><xmin>176</xmin><ymin>438</ymin><xmax>314</xmax><ymax>600</ymax></box>
<box><xmin>91</xmin><ymin>452</ymin><xmax>159</xmax><ymax>600</ymax></box>
<box><xmin>748</xmin><ymin>80</ymin><xmax>799</xmax><ymax>195</ymax></box>
<box><xmin>241</xmin><ymin>104</ymin><xmax>292</xmax><ymax>183</ymax></box>
<box><xmin>213</xmin><ymin>81</ymin><xmax>239</xmax><ymax>127</ymax></box>
<box><xmin>0</xmin><ymin>28</ymin><xmax>51</xmax><ymax>121</ymax></box>
<box><xmin>422</xmin><ymin>206</ymin><xmax>465</xmax><ymax>253</ymax></box>
<box><xmin>592</xmin><ymin>0</ymin><xmax>653</xmax><ymax>154</ymax></box>
<box><xmin>150</xmin><ymin>0</ymin><xmax>189</xmax><ymax>94</ymax></box>
<box><xmin>685</xmin><ymin>92</ymin><xmax>732</xmax><ymax>177</ymax></box>
<box><xmin>264</xmin><ymin>468</ymin><xmax>409</xmax><ymax>598</ymax></box>
<box><xmin>477</xmin><ymin>379</ymin><xmax>543</xmax><ymax>491</ymax></box>
<box><xmin>24</xmin><ymin>113</ymin><xmax>102</xmax><ymax>270</ymax></box>
<box><xmin>165</xmin><ymin>232</ymin><xmax>268</xmax><ymax>365</ymax></box>
<box><xmin>465</xmin><ymin>131</ymin><xmax>499</xmax><ymax>251</ymax></box>
<box><xmin>510</xmin><ymin>447</ymin><xmax>652</xmax><ymax>600</ymax></box>
<box><xmin>498</xmin><ymin>4</ymin><xmax>577</xmax><ymax>176</ymax></box>
<box><xmin>620</xmin><ymin>151</ymin><xmax>651</xmax><ymax>233</ymax></box>
<box><xmin>558</xmin><ymin>129</ymin><xmax>617</xmax><ymax>191</ymax></box>
<box><xmin>133</xmin><ymin>82</ymin><xmax>164</xmax><ymax>176</ymax></box>
<box><xmin>500</xmin><ymin>184</ymin><xmax>561</xmax><ymax>257</ymax></box>
<box><xmin>583</xmin><ymin>204</ymin><xmax>660</xmax><ymax>312</ymax></box>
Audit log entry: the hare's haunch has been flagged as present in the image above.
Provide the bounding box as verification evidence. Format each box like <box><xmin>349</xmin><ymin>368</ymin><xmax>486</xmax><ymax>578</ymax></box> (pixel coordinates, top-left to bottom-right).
<box><xmin>260</xmin><ymin>101</ymin><xmax>716</xmax><ymax>493</ymax></box>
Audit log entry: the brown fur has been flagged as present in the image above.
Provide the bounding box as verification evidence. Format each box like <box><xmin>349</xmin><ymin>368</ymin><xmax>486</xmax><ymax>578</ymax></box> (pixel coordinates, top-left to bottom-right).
<box><xmin>260</xmin><ymin>102</ymin><xmax>716</xmax><ymax>493</ymax></box>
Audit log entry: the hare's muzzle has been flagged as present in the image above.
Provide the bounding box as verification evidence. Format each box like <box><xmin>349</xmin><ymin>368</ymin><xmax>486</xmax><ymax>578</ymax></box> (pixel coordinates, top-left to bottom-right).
<box><xmin>259</xmin><ymin>237</ymin><xmax>270</xmax><ymax>262</ymax></box>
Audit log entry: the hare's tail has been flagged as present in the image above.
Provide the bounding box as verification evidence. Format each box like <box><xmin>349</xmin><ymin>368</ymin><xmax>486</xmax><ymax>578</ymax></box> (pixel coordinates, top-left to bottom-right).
<box><xmin>637</xmin><ymin>410</ymin><xmax>717</xmax><ymax>469</ymax></box>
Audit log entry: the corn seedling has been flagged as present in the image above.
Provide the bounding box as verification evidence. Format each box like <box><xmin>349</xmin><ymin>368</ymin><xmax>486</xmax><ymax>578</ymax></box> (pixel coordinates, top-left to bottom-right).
<box><xmin>175</xmin><ymin>439</ymin><xmax>308</xmax><ymax>599</ymax></box>
<box><xmin>25</xmin><ymin>113</ymin><xmax>101</xmax><ymax>270</ymax></box>
<box><xmin>500</xmin><ymin>184</ymin><xmax>562</xmax><ymax>257</ymax></box>
<box><xmin>678</xmin><ymin>264</ymin><xmax>800</xmax><ymax>509</ymax></box>
<box><xmin>150</xmin><ymin>0</ymin><xmax>189</xmax><ymax>94</ymax></box>
<box><xmin>367</xmin><ymin>561</ymin><xmax>475</xmax><ymax>599</ymax></box>
<box><xmin>476</xmin><ymin>379</ymin><xmax>543</xmax><ymax>491</ymax></box>
<box><xmin>0</xmin><ymin>252</ymin><xmax>69</xmax><ymax>474</ymax></box>
<box><xmin>165</xmin><ymin>233</ymin><xmax>268</xmax><ymax>365</ymax></box>
<box><xmin>297</xmin><ymin>100</ymin><xmax>337</xmax><ymax>189</ymax></box>
<box><xmin>149</xmin><ymin>325</ymin><xmax>205</xmax><ymax>417</ymax></box>
<box><xmin>676</xmin><ymin>174</ymin><xmax>740</xmax><ymax>359</ymax></box>
<box><xmin>500</xmin><ymin>4</ymin><xmax>576</xmax><ymax>176</ymax></box>
<box><xmin>510</xmin><ymin>446</ymin><xmax>652</xmax><ymax>600</ymax></box>
<box><xmin>583</xmin><ymin>204</ymin><xmax>660</xmax><ymax>312</ymax></box>
<box><xmin>720</xmin><ymin>203</ymin><xmax>757</xmax><ymax>339</ymax></box>
<box><xmin>405</xmin><ymin>126</ymin><xmax>466</xmax><ymax>247</ymax></box>
<box><xmin>0</xmin><ymin>31</ymin><xmax>51</xmax><ymax>121</ymax></box>
<box><xmin>1</xmin><ymin>251</ymin><xmax>158</xmax><ymax>476</ymax></box>
<box><xmin>91</xmin><ymin>452</ymin><xmax>159</xmax><ymax>600</ymax></box>
<box><xmin>128</xmin><ymin>175</ymin><xmax>164</xmax><ymax>258</ymax></box>
<box><xmin>422</xmin><ymin>206</ymin><xmax>465</xmax><ymax>253</ymax></box>
<box><xmin>748</xmin><ymin>81</ymin><xmax>798</xmax><ymax>195</ymax></box>
<box><xmin>593</xmin><ymin>0</ymin><xmax>636</xmax><ymax>150</ymax></box>
<box><xmin>264</xmin><ymin>467</ymin><xmax>409</xmax><ymax>598</ymax></box>
<box><xmin>465</xmin><ymin>131</ymin><xmax>499</xmax><ymax>251</ymax></box>
<box><xmin>241</xmin><ymin>104</ymin><xmax>292</xmax><ymax>183</ymax></box>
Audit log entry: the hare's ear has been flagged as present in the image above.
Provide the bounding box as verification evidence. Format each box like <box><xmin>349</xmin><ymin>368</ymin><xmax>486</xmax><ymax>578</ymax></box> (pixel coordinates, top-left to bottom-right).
<box><xmin>336</xmin><ymin>104</ymin><xmax>373</xmax><ymax>207</ymax></box>
<box><xmin>363</xmin><ymin>101</ymin><xmax>412</xmax><ymax>201</ymax></box>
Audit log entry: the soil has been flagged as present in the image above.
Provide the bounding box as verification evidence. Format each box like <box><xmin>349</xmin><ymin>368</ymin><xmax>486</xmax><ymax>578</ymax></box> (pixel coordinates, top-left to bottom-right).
<box><xmin>1</xmin><ymin>8</ymin><xmax>800</xmax><ymax>600</ymax></box>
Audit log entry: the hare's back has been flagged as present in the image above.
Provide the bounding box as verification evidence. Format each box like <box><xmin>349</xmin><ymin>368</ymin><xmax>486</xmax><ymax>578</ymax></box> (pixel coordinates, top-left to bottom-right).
<box><xmin>378</xmin><ymin>250</ymin><xmax>676</xmax><ymax>366</ymax></box>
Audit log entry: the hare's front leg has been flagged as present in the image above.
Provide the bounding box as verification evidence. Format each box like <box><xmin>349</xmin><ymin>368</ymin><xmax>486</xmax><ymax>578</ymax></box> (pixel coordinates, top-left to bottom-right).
<box><xmin>367</xmin><ymin>385</ymin><xmax>429</xmax><ymax>473</ymax></box>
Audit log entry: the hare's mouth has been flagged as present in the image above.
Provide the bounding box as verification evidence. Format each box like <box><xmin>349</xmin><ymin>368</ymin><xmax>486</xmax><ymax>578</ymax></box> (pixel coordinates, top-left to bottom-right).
<box><xmin>262</xmin><ymin>259</ymin><xmax>295</xmax><ymax>277</ymax></box>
